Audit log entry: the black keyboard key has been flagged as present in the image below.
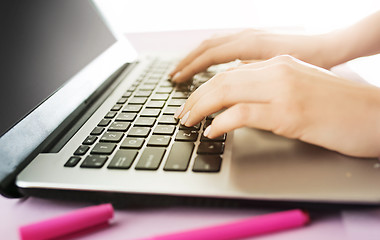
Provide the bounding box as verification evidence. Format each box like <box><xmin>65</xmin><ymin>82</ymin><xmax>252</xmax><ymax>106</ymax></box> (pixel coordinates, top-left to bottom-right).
<box><xmin>117</xmin><ymin>97</ymin><xmax>128</xmax><ymax>104</ymax></box>
<box><xmin>175</xmin><ymin>130</ymin><xmax>198</xmax><ymax>142</ymax></box>
<box><xmin>140</xmin><ymin>109</ymin><xmax>161</xmax><ymax>117</ymax></box>
<box><xmin>149</xmin><ymin>73</ymin><xmax>163</xmax><ymax>80</ymax></box>
<box><xmin>129</xmin><ymin>97</ymin><xmax>147</xmax><ymax>105</ymax></box>
<box><xmin>83</xmin><ymin>135</ymin><xmax>97</xmax><ymax>145</ymax></box>
<box><xmin>120</xmin><ymin>137</ymin><xmax>145</xmax><ymax>149</ymax></box>
<box><xmin>135</xmin><ymin>147</ymin><xmax>166</xmax><ymax>170</ymax></box>
<box><xmin>158</xmin><ymin>115</ymin><xmax>178</xmax><ymax>125</ymax></box>
<box><xmin>156</xmin><ymin>87</ymin><xmax>173</xmax><ymax>94</ymax></box>
<box><xmin>105</xmin><ymin>111</ymin><xmax>117</xmax><ymax>118</ymax></box>
<box><xmin>175</xmin><ymin>84</ymin><xmax>191</xmax><ymax>92</ymax></box>
<box><xmin>91</xmin><ymin>143</ymin><xmax>116</xmax><ymax>155</ymax></box>
<box><xmin>146</xmin><ymin>76</ymin><xmax>161</xmax><ymax>82</ymax></box>
<box><xmin>159</xmin><ymin>81</ymin><xmax>173</xmax><ymax>87</ymax></box>
<box><xmin>163</xmin><ymin>107</ymin><xmax>178</xmax><ymax>115</ymax></box>
<box><xmin>153</xmin><ymin>125</ymin><xmax>175</xmax><ymax>135</ymax></box>
<box><xmin>100</xmin><ymin>132</ymin><xmax>124</xmax><ymax>143</ymax></box>
<box><xmin>197</xmin><ymin>142</ymin><xmax>224</xmax><ymax>154</ymax></box>
<box><xmin>164</xmin><ymin>142</ymin><xmax>194</xmax><ymax>171</ymax></box>
<box><xmin>112</xmin><ymin>104</ymin><xmax>123</xmax><ymax>111</ymax></box>
<box><xmin>131</xmin><ymin>82</ymin><xmax>140</xmax><ymax>88</ymax></box>
<box><xmin>123</xmin><ymin>105</ymin><xmax>142</xmax><ymax>113</ymax></box>
<box><xmin>80</xmin><ymin>155</ymin><xmax>108</xmax><ymax>168</ymax></box>
<box><xmin>193</xmin><ymin>155</ymin><xmax>222</xmax><ymax>172</ymax></box>
<box><xmin>147</xmin><ymin>135</ymin><xmax>171</xmax><ymax>147</ymax></box>
<box><xmin>91</xmin><ymin>127</ymin><xmax>105</xmax><ymax>135</ymax></box>
<box><xmin>127</xmin><ymin>86</ymin><xmax>137</xmax><ymax>92</ymax></box>
<box><xmin>206</xmin><ymin>113</ymin><xmax>219</xmax><ymax>120</ymax></box>
<box><xmin>172</xmin><ymin>91</ymin><xmax>189</xmax><ymax>99</ymax></box>
<box><xmin>179</xmin><ymin>123</ymin><xmax>200</xmax><ymax>131</ymax></box>
<box><xmin>98</xmin><ymin>119</ymin><xmax>111</xmax><ymax>127</ymax></box>
<box><xmin>108</xmin><ymin>122</ymin><xmax>130</xmax><ymax>132</ymax></box>
<box><xmin>151</xmin><ymin>94</ymin><xmax>169</xmax><ymax>101</ymax></box>
<box><xmin>134</xmin><ymin>117</ymin><xmax>156</xmax><ymax>127</ymax></box>
<box><xmin>107</xmin><ymin>150</ymin><xmax>138</xmax><ymax>169</ymax></box>
<box><xmin>203</xmin><ymin>120</ymin><xmax>212</xmax><ymax>130</ymax></box>
<box><xmin>201</xmin><ymin>133</ymin><xmax>227</xmax><ymax>142</ymax></box>
<box><xmin>144</xmin><ymin>79</ymin><xmax>159</xmax><ymax>85</ymax></box>
<box><xmin>128</xmin><ymin>127</ymin><xmax>150</xmax><ymax>137</ymax></box>
<box><xmin>122</xmin><ymin>91</ymin><xmax>132</xmax><ymax>98</ymax></box>
<box><xmin>146</xmin><ymin>101</ymin><xmax>165</xmax><ymax>108</ymax></box>
<box><xmin>116</xmin><ymin>113</ymin><xmax>137</xmax><ymax>122</ymax></box>
<box><xmin>64</xmin><ymin>156</ymin><xmax>81</xmax><ymax>167</ymax></box>
<box><xmin>74</xmin><ymin>145</ymin><xmax>90</xmax><ymax>156</ymax></box>
<box><xmin>134</xmin><ymin>90</ymin><xmax>152</xmax><ymax>97</ymax></box>
<box><xmin>168</xmin><ymin>99</ymin><xmax>186</xmax><ymax>107</ymax></box>
<box><xmin>139</xmin><ymin>84</ymin><xmax>156</xmax><ymax>91</ymax></box>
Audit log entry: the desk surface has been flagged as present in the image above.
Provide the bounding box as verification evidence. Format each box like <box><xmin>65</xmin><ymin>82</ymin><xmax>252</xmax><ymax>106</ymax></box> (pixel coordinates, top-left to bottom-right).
<box><xmin>2</xmin><ymin>30</ymin><xmax>380</xmax><ymax>240</ymax></box>
<box><xmin>2</xmin><ymin>196</ymin><xmax>380</xmax><ymax>240</ymax></box>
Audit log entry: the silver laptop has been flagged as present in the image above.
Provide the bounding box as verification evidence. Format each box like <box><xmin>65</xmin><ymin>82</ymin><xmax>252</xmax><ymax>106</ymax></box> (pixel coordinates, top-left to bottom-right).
<box><xmin>1</xmin><ymin>0</ymin><xmax>379</xmax><ymax>206</ymax></box>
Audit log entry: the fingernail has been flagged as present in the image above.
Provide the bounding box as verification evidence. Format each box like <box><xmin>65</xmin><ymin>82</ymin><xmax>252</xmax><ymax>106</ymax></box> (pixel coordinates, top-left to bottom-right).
<box><xmin>174</xmin><ymin>104</ymin><xmax>184</xmax><ymax>119</ymax></box>
<box><xmin>204</xmin><ymin>125</ymin><xmax>211</xmax><ymax>137</ymax></box>
<box><xmin>180</xmin><ymin>111</ymin><xmax>190</xmax><ymax>125</ymax></box>
<box><xmin>172</xmin><ymin>72</ymin><xmax>181</xmax><ymax>82</ymax></box>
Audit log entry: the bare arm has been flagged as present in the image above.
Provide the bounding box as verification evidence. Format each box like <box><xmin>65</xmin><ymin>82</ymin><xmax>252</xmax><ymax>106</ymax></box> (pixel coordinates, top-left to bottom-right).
<box><xmin>328</xmin><ymin>10</ymin><xmax>380</xmax><ymax>65</ymax></box>
<box><xmin>170</xmin><ymin>10</ymin><xmax>380</xmax><ymax>83</ymax></box>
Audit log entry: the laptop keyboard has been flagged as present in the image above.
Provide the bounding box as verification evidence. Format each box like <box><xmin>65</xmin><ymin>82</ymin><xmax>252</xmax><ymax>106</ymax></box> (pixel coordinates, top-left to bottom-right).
<box><xmin>64</xmin><ymin>59</ymin><xmax>226</xmax><ymax>173</ymax></box>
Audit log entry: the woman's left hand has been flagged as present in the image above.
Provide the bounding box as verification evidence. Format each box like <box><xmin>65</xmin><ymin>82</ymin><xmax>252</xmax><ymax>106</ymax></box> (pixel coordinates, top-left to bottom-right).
<box><xmin>175</xmin><ymin>55</ymin><xmax>380</xmax><ymax>158</ymax></box>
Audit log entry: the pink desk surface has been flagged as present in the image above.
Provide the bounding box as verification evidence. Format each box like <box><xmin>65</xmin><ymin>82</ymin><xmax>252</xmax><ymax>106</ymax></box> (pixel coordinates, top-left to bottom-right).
<box><xmin>2</xmin><ymin>30</ymin><xmax>380</xmax><ymax>240</ymax></box>
<box><xmin>2</xmin><ymin>195</ymin><xmax>378</xmax><ymax>240</ymax></box>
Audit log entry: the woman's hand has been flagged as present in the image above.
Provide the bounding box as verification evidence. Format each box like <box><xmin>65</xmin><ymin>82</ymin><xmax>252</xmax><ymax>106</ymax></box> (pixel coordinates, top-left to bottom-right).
<box><xmin>175</xmin><ymin>55</ymin><xmax>380</xmax><ymax>158</ymax></box>
<box><xmin>169</xmin><ymin>29</ymin><xmax>342</xmax><ymax>83</ymax></box>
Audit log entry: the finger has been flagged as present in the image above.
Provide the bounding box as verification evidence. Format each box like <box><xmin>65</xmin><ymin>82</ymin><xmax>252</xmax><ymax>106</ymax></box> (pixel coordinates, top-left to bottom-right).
<box><xmin>204</xmin><ymin>103</ymin><xmax>273</xmax><ymax>138</ymax></box>
<box><xmin>177</xmin><ymin>62</ymin><xmax>280</xmax><ymax>120</ymax></box>
<box><xmin>169</xmin><ymin>33</ymin><xmax>239</xmax><ymax>77</ymax></box>
<box><xmin>181</xmin><ymin>69</ymin><xmax>275</xmax><ymax>126</ymax></box>
<box><xmin>179</xmin><ymin>53</ymin><xmax>288</xmax><ymax>86</ymax></box>
<box><xmin>224</xmin><ymin>59</ymin><xmax>261</xmax><ymax>71</ymax></box>
<box><xmin>172</xmin><ymin>40</ymin><xmax>247</xmax><ymax>83</ymax></box>
<box><xmin>236</xmin><ymin>55</ymin><xmax>295</xmax><ymax>70</ymax></box>
<box><xmin>240</xmin><ymin>59</ymin><xmax>263</xmax><ymax>64</ymax></box>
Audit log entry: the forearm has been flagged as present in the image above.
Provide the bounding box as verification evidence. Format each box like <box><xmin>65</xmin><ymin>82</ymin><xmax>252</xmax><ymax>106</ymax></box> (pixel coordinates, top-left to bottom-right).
<box><xmin>324</xmin><ymin>10</ymin><xmax>380</xmax><ymax>67</ymax></box>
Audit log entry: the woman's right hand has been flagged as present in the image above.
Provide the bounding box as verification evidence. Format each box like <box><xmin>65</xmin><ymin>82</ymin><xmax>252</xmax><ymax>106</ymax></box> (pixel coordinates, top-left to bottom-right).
<box><xmin>169</xmin><ymin>29</ymin><xmax>341</xmax><ymax>83</ymax></box>
<box><xmin>175</xmin><ymin>55</ymin><xmax>380</xmax><ymax>158</ymax></box>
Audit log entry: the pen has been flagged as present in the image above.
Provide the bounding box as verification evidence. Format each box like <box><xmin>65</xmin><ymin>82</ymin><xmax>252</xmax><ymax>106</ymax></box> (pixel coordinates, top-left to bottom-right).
<box><xmin>138</xmin><ymin>209</ymin><xmax>309</xmax><ymax>240</ymax></box>
<box><xmin>19</xmin><ymin>203</ymin><xmax>114</xmax><ymax>240</ymax></box>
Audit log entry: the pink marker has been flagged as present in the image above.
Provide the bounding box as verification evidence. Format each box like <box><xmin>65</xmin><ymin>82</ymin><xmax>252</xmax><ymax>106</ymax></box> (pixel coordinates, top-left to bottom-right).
<box><xmin>138</xmin><ymin>209</ymin><xmax>309</xmax><ymax>240</ymax></box>
<box><xmin>19</xmin><ymin>203</ymin><xmax>114</xmax><ymax>240</ymax></box>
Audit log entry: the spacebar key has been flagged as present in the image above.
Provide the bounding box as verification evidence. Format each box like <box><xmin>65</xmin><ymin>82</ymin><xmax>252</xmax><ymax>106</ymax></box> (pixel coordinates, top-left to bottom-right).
<box><xmin>164</xmin><ymin>142</ymin><xmax>194</xmax><ymax>171</ymax></box>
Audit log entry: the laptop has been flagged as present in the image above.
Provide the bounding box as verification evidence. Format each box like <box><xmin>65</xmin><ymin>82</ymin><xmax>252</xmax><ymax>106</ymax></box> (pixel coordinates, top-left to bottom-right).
<box><xmin>1</xmin><ymin>0</ymin><xmax>380</xmax><ymax>207</ymax></box>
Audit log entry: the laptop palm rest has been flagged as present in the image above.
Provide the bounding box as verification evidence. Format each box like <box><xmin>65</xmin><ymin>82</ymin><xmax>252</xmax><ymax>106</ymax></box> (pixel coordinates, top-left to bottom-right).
<box><xmin>229</xmin><ymin>128</ymin><xmax>380</xmax><ymax>203</ymax></box>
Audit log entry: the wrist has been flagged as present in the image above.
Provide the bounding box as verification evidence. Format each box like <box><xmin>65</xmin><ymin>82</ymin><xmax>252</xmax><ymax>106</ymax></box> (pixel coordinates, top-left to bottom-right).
<box><xmin>313</xmin><ymin>31</ymin><xmax>354</xmax><ymax>69</ymax></box>
<box><xmin>289</xmin><ymin>33</ymin><xmax>349</xmax><ymax>69</ymax></box>
<box><xmin>318</xmin><ymin>25</ymin><xmax>372</xmax><ymax>69</ymax></box>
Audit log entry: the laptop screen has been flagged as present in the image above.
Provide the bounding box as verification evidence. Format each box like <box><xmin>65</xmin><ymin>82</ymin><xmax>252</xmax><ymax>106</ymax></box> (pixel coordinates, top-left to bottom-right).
<box><xmin>0</xmin><ymin>0</ymin><xmax>116</xmax><ymax>136</ymax></box>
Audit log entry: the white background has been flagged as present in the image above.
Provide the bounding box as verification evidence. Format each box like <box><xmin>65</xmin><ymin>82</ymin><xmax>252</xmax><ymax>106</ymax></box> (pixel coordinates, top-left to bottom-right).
<box><xmin>94</xmin><ymin>0</ymin><xmax>380</xmax><ymax>87</ymax></box>
<box><xmin>95</xmin><ymin>0</ymin><xmax>380</xmax><ymax>34</ymax></box>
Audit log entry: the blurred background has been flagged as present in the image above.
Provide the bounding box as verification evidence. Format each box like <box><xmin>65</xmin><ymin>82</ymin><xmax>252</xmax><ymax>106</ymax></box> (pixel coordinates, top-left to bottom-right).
<box><xmin>94</xmin><ymin>0</ymin><xmax>380</xmax><ymax>34</ymax></box>
<box><xmin>94</xmin><ymin>0</ymin><xmax>380</xmax><ymax>87</ymax></box>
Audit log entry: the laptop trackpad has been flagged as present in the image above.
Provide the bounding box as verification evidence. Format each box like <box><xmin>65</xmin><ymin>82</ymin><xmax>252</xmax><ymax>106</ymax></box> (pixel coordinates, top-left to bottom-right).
<box><xmin>228</xmin><ymin>128</ymin><xmax>379</xmax><ymax>199</ymax></box>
